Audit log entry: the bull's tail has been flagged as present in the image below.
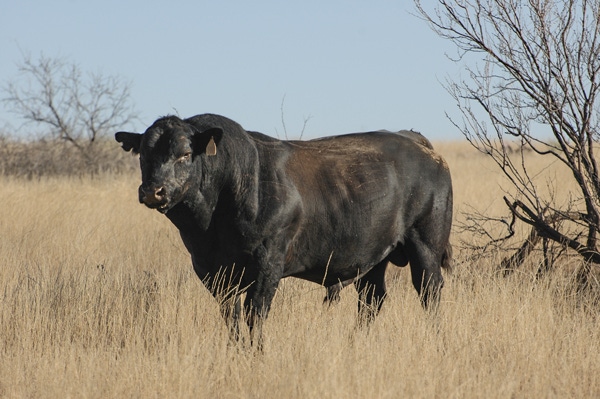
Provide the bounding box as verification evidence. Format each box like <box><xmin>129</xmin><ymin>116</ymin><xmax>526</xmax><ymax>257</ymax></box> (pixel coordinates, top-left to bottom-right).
<box><xmin>441</xmin><ymin>242</ymin><xmax>453</xmax><ymax>273</ymax></box>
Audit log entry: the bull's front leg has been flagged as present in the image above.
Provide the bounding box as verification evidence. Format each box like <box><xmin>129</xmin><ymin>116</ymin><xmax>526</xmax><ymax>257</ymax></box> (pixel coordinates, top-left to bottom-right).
<box><xmin>198</xmin><ymin>266</ymin><xmax>245</xmax><ymax>344</ymax></box>
<box><xmin>243</xmin><ymin>245</ymin><xmax>284</xmax><ymax>349</ymax></box>
<box><xmin>220</xmin><ymin>295</ymin><xmax>242</xmax><ymax>343</ymax></box>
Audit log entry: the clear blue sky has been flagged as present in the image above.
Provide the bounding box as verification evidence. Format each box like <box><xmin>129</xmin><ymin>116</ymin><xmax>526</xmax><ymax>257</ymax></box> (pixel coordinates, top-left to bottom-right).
<box><xmin>0</xmin><ymin>0</ymin><xmax>465</xmax><ymax>140</ymax></box>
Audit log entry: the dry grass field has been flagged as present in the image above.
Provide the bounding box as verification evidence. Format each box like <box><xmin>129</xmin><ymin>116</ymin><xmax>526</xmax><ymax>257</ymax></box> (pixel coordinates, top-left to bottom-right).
<box><xmin>1</xmin><ymin>141</ymin><xmax>599</xmax><ymax>398</ymax></box>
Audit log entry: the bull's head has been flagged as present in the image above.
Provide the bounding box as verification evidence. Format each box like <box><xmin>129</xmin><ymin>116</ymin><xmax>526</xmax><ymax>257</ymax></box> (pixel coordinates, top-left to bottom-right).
<box><xmin>115</xmin><ymin>117</ymin><xmax>223</xmax><ymax>213</ymax></box>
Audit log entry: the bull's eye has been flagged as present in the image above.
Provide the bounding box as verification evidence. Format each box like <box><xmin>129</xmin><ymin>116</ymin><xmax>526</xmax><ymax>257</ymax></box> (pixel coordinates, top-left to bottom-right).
<box><xmin>177</xmin><ymin>152</ymin><xmax>192</xmax><ymax>163</ymax></box>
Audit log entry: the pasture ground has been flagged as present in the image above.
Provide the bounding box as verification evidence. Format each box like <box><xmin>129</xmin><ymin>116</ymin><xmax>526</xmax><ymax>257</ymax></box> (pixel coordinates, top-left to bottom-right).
<box><xmin>1</xmin><ymin>141</ymin><xmax>599</xmax><ymax>398</ymax></box>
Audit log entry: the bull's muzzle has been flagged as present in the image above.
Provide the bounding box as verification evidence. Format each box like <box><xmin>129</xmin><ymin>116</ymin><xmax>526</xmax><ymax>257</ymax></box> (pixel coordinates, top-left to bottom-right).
<box><xmin>139</xmin><ymin>185</ymin><xmax>168</xmax><ymax>208</ymax></box>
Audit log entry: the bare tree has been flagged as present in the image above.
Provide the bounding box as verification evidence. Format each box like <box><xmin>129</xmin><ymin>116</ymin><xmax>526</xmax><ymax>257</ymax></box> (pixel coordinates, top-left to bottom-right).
<box><xmin>3</xmin><ymin>53</ymin><xmax>138</xmax><ymax>161</ymax></box>
<box><xmin>416</xmin><ymin>0</ymin><xmax>600</xmax><ymax>283</ymax></box>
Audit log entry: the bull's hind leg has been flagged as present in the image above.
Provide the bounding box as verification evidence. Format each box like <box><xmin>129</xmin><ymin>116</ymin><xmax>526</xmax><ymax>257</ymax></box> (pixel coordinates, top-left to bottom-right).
<box><xmin>323</xmin><ymin>278</ymin><xmax>355</xmax><ymax>305</ymax></box>
<box><xmin>406</xmin><ymin>237</ymin><xmax>444</xmax><ymax>311</ymax></box>
<box><xmin>354</xmin><ymin>260</ymin><xmax>388</xmax><ymax>326</ymax></box>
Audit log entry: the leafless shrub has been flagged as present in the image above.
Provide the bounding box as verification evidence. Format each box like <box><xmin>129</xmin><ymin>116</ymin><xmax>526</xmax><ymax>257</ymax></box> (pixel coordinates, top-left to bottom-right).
<box><xmin>0</xmin><ymin>135</ymin><xmax>138</xmax><ymax>178</ymax></box>
<box><xmin>417</xmin><ymin>0</ymin><xmax>600</xmax><ymax>287</ymax></box>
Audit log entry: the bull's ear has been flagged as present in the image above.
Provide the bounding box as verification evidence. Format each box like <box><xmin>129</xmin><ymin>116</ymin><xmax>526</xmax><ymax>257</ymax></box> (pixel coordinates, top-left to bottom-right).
<box><xmin>115</xmin><ymin>131</ymin><xmax>142</xmax><ymax>154</ymax></box>
<box><xmin>193</xmin><ymin>127</ymin><xmax>223</xmax><ymax>157</ymax></box>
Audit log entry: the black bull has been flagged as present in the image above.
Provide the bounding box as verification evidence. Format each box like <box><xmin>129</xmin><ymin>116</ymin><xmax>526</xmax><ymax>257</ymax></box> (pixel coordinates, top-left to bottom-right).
<box><xmin>115</xmin><ymin>113</ymin><xmax>452</xmax><ymax>343</ymax></box>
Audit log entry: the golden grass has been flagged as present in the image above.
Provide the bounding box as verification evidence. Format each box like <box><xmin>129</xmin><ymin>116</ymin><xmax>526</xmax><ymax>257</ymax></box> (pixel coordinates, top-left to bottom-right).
<box><xmin>1</xmin><ymin>142</ymin><xmax>599</xmax><ymax>398</ymax></box>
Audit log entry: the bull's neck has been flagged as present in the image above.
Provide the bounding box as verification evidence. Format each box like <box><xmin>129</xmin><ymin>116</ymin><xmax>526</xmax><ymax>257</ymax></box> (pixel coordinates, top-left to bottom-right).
<box><xmin>211</xmin><ymin>137</ymin><xmax>260</xmax><ymax>225</ymax></box>
<box><xmin>166</xmin><ymin>191</ymin><xmax>214</xmax><ymax>234</ymax></box>
<box><xmin>169</xmin><ymin>142</ymin><xmax>260</xmax><ymax>234</ymax></box>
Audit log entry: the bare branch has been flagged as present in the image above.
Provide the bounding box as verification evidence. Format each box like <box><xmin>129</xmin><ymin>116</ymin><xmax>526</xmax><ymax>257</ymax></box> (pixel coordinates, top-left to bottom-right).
<box><xmin>505</xmin><ymin>197</ymin><xmax>600</xmax><ymax>264</ymax></box>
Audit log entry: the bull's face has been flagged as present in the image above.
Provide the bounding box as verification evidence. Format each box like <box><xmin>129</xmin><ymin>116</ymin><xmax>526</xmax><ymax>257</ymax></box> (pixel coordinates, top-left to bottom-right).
<box><xmin>115</xmin><ymin>118</ymin><xmax>222</xmax><ymax>214</ymax></box>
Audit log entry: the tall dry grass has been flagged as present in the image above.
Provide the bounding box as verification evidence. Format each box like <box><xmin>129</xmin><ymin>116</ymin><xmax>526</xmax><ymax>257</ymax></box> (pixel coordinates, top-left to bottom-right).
<box><xmin>1</xmin><ymin>142</ymin><xmax>599</xmax><ymax>398</ymax></box>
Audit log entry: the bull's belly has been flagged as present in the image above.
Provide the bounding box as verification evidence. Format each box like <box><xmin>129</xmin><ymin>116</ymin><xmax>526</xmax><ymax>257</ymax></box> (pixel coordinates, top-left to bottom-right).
<box><xmin>280</xmin><ymin>205</ymin><xmax>404</xmax><ymax>284</ymax></box>
<box><xmin>283</xmin><ymin>243</ymin><xmax>395</xmax><ymax>285</ymax></box>
<box><xmin>285</xmin><ymin>264</ymin><xmax>369</xmax><ymax>286</ymax></box>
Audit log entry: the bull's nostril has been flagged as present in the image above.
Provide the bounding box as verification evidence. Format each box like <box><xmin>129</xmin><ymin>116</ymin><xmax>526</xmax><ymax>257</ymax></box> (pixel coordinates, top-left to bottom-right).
<box><xmin>139</xmin><ymin>185</ymin><xmax>167</xmax><ymax>206</ymax></box>
<box><xmin>155</xmin><ymin>187</ymin><xmax>166</xmax><ymax>199</ymax></box>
